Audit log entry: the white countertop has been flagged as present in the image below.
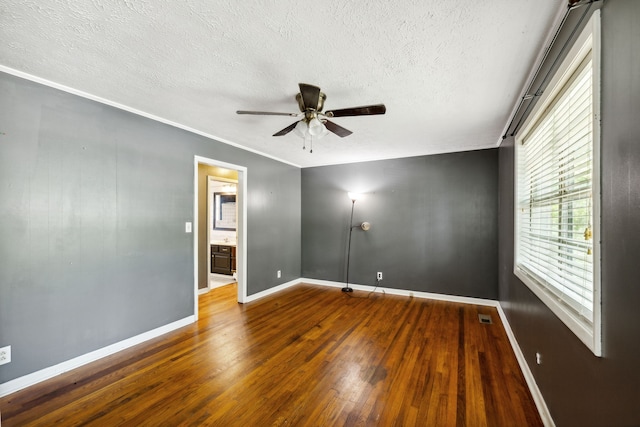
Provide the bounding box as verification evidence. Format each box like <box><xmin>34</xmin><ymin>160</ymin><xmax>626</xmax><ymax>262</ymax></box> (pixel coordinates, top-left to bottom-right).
<box><xmin>210</xmin><ymin>241</ymin><xmax>237</xmax><ymax>247</ymax></box>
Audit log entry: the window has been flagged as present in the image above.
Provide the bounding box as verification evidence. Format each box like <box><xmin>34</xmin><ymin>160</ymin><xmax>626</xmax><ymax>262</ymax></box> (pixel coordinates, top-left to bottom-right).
<box><xmin>515</xmin><ymin>12</ymin><xmax>601</xmax><ymax>356</ymax></box>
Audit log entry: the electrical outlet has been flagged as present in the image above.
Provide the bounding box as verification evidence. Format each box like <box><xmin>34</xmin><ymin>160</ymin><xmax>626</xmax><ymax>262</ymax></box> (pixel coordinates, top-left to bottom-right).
<box><xmin>536</xmin><ymin>352</ymin><xmax>542</xmax><ymax>365</ymax></box>
<box><xmin>377</xmin><ymin>272</ymin><xmax>383</xmax><ymax>281</ymax></box>
<box><xmin>277</xmin><ymin>270</ymin><xmax>281</xmax><ymax>278</ymax></box>
<box><xmin>0</xmin><ymin>345</ymin><xmax>11</xmax><ymax>365</ymax></box>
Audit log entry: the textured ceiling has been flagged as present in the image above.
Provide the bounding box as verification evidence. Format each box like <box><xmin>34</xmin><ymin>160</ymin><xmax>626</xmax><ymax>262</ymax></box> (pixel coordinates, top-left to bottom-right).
<box><xmin>1</xmin><ymin>0</ymin><xmax>562</xmax><ymax>167</ymax></box>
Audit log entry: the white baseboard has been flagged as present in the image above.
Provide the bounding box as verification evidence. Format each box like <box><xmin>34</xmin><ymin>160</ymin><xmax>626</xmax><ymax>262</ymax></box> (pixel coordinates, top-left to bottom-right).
<box><xmin>244</xmin><ymin>278</ymin><xmax>301</xmax><ymax>303</ymax></box>
<box><xmin>0</xmin><ymin>315</ymin><xmax>195</xmax><ymax>398</ymax></box>
<box><xmin>300</xmin><ymin>278</ymin><xmax>500</xmax><ymax>307</ymax></box>
<box><xmin>496</xmin><ymin>305</ymin><xmax>555</xmax><ymax>427</ymax></box>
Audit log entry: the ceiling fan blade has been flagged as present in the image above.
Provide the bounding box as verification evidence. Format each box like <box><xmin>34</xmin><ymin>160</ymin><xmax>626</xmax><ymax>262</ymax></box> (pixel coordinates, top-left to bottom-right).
<box><xmin>325</xmin><ymin>104</ymin><xmax>386</xmax><ymax>117</ymax></box>
<box><xmin>273</xmin><ymin>121</ymin><xmax>300</xmax><ymax>136</ymax></box>
<box><xmin>324</xmin><ymin>120</ymin><xmax>353</xmax><ymax>138</ymax></box>
<box><xmin>298</xmin><ymin>83</ymin><xmax>321</xmax><ymax>110</ymax></box>
<box><xmin>237</xmin><ymin>110</ymin><xmax>298</xmax><ymax>117</ymax></box>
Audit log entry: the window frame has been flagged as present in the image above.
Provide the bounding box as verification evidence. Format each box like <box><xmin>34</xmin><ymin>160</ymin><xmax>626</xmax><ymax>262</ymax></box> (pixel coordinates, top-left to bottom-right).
<box><xmin>514</xmin><ymin>11</ymin><xmax>601</xmax><ymax>356</ymax></box>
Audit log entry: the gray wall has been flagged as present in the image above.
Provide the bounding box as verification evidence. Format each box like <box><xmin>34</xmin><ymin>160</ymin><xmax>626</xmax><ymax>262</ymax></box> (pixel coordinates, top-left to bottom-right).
<box><xmin>498</xmin><ymin>1</ymin><xmax>640</xmax><ymax>425</ymax></box>
<box><xmin>302</xmin><ymin>150</ymin><xmax>498</xmax><ymax>299</ymax></box>
<box><xmin>0</xmin><ymin>72</ymin><xmax>301</xmax><ymax>384</ymax></box>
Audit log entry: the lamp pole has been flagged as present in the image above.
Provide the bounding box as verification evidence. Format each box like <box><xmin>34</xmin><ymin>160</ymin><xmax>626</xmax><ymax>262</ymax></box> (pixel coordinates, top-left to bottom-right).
<box><xmin>342</xmin><ymin>198</ymin><xmax>356</xmax><ymax>292</ymax></box>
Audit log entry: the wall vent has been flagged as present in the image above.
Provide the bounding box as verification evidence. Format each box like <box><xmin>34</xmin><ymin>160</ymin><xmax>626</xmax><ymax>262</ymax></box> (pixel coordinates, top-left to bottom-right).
<box><xmin>478</xmin><ymin>314</ymin><xmax>493</xmax><ymax>324</ymax></box>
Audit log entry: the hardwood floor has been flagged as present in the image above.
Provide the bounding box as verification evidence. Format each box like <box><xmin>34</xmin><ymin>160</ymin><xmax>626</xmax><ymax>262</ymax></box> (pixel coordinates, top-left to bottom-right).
<box><xmin>0</xmin><ymin>284</ymin><xmax>543</xmax><ymax>426</ymax></box>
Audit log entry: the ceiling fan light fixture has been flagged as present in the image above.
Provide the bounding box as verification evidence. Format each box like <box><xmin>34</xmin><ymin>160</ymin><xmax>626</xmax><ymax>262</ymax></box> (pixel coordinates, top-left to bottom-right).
<box><xmin>318</xmin><ymin>122</ymin><xmax>329</xmax><ymax>138</ymax></box>
<box><xmin>308</xmin><ymin>116</ymin><xmax>325</xmax><ymax>136</ymax></box>
<box><xmin>294</xmin><ymin>120</ymin><xmax>308</xmax><ymax>137</ymax></box>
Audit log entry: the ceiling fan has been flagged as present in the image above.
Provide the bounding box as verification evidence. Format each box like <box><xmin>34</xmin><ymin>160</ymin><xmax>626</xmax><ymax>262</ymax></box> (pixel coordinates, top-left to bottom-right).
<box><xmin>237</xmin><ymin>83</ymin><xmax>386</xmax><ymax>149</ymax></box>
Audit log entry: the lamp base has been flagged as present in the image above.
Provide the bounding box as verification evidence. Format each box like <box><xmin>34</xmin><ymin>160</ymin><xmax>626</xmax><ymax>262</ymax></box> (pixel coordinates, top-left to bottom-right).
<box><xmin>341</xmin><ymin>287</ymin><xmax>353</xmax><ymax>292</ymax></box>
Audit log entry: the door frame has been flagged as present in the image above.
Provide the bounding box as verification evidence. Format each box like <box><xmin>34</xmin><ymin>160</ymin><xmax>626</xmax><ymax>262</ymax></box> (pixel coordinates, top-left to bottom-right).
<box><xmin>194</xmin><ymin>155</ymin><xmax>248</xmax><ymax>319</ymax></box>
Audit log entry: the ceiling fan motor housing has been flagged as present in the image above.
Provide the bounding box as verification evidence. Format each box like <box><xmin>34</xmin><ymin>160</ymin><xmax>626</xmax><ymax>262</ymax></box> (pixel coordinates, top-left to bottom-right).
<box><xmin>296</xmin><ymin>92</ymin><xmax>326</xmax><ymax>112</ymax></box>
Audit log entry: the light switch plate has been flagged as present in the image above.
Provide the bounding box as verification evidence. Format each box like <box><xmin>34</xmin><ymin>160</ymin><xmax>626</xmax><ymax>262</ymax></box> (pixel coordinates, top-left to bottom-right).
<box><xmin>185</xmin><ymin>222</ymin><xmax>192</xmax><ymax>233</ymax></box>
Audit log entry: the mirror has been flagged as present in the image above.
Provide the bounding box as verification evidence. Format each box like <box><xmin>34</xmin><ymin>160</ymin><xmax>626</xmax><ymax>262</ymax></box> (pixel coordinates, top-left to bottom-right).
<box><xmin>213</xmin><ymin>192</ymin><xmax>237</xmax><ymax>230</ymax></box>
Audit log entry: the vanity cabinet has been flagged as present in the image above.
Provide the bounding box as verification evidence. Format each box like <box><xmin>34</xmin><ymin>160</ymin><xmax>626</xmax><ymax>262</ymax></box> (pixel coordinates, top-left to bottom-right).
<box><xmin>211</xmin><ymin>245</ymin><xmax>236</xmax><ymax>275</ymax></box>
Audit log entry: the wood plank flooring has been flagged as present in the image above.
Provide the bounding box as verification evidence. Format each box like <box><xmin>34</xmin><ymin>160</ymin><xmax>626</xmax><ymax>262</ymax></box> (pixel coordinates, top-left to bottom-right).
<box><xmin>0</xmin><ymin>284</ymin><xmax>543</xmax><ymax>426</ymax></box>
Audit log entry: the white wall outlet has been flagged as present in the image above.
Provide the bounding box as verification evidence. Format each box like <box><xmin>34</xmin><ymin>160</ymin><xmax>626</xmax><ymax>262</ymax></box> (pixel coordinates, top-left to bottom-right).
<box><xmin>0</xmin><ymin>345</ymin><xmax>11</xmax><ymax>365</ymax></box>
<box><xmin>377</xmin><ymin>272</ymin><xmax>383</xmax><ymax>281</ymax></box>
<box><xmin>185</xmin><ymin>222</ymin><xmax>192</xmax><ymax>233</ymax></box>
<box><xmin>536</xmin><ymin>352</ymin><xmax>542</xmax><ymax>365</ymax></box>
<box><xmin>277</xmin><ymin>270</ymin><xmax>281</xmax><ymax>278</ymax></box>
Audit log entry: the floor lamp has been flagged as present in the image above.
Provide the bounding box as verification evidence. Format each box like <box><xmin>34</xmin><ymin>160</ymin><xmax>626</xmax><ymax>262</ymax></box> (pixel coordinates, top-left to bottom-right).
<box><xmin>343</xmin><ymin>192</ymin><xmax>370</xmax><ymax>292</ymax></box>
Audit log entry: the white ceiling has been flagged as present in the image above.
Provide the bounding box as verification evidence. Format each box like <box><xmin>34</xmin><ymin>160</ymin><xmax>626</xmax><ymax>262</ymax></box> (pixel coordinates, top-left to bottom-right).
<box><xmin>1</xmin><ymin>0</ymin><xmax>562</xmax><ymax>168</ymax></box>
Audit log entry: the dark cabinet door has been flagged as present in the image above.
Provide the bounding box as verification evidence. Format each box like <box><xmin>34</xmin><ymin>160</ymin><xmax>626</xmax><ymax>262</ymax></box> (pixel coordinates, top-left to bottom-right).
<box><xmin>214</xmin><ymin>254</ymin><xmax>230</xmax><ymax>270</ymax></box>
<box><xmin>210</xmin><ymin>245</ymin><xmax>218</xmax><ymax>274</ymax></box>
<box><xmin>211</xmin><ymin>245</ymin><xmax>234</xmax><ymax>275</ymax></box>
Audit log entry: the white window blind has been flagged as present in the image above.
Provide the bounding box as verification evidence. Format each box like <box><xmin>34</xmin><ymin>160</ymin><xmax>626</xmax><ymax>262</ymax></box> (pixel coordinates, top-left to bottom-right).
<box><xmin>517</xmin><ymin>55</ymin><xmax>594</xmax><ymax>324</ymax></box>
<box><xmin>515</xmin><ymin>11</ymin><xmax>602</xmax><ymax>356</ymax></box>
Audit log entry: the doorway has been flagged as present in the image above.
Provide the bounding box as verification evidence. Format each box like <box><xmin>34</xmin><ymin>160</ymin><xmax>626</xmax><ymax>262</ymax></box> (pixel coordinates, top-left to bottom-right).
<box><xmin>194</xmin><ymin>156</ymin><xmax>247</xmax><ymax>320</ymax></box>
<box><xmin>207</xmin><ymin>175</ymin><xmax>237</xmax><ymax>289</ymax></box>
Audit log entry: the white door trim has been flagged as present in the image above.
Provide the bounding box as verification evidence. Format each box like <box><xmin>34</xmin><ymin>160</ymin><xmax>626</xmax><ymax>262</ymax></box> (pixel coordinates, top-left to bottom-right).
<box><xmin>194</xmin><ymin>156</ymin><xmax>248</xmax><ymax>320</ymax></box>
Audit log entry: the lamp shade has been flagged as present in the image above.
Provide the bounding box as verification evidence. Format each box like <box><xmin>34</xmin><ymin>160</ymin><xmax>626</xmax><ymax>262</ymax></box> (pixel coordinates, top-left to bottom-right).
<box><xmin>308</xmin><ymin>117</ymin><xmax>325</xmax><ymax>136</ymax></box>
<box><xmin>294</xmin><ymin>120</ymin><xmax>308</xmax><ymax>137</ymax></box>
<box><xmin>317</xmin><ymin>123</ymin><xmax>329</xmax><ymax>139</ymax></box>
<box><xmin>348</xmin><ymin>192</ymin><xmax>362</xmax><ymax>201</ymax></box>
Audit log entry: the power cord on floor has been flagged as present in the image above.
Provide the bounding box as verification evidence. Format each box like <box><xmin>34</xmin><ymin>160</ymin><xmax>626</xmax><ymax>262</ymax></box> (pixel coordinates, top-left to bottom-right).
<box><xmin>344</xmin><ymin>278</ymin><xmax>386</xmax><ymax>299</ymax></box>
<box><xmin>367</xmin><ymin>278</ymin><xmax>386</xmax><ymax>298</ymax></box>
